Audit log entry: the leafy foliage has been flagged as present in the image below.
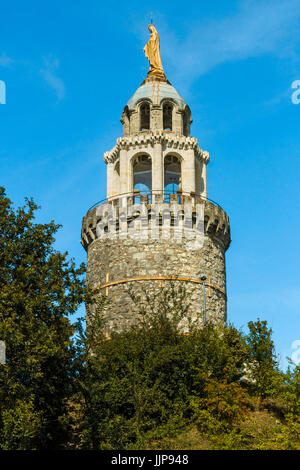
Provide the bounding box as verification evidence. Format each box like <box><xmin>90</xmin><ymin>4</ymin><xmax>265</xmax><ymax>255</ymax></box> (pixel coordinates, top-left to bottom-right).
<box><xmin>0</xmin><ymin>187</ymin><xmax>86</xmax><ymax>449</ymax></box>
<box><xmin>0</xmin><ymin>187</ymin><xmax>299</xmax><ymax>450</ymax></box>
<box><xmin>193</xmin><ymin>379</ymin><xmax>252</xmax><ymax>431</ymax></box>
<box><xmin>245</xmin><ymin>319</ymin><xmax>281</xmax><ymax>397</ymax></box>
<box><xmin>75</xmin><ymin>283</ymin><xmax>287</xmax><ymax>449</ymax></box>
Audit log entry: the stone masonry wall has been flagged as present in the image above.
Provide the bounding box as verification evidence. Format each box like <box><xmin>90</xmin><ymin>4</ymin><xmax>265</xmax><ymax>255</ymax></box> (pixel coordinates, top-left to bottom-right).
<box><xmin>86</xmin><ymin>234</ymin><xmax>227</xmax><ymax>333</ymax></box>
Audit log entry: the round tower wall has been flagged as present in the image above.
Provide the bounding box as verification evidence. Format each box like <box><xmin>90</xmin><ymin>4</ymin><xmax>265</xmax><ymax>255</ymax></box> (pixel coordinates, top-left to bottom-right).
<box><xmin>86</xmin><ymin>235</ymin><xmax>227</xmax><ymax>333</ymax></box>
<box><xmin>82</xmin><ymin>198</ymin><xmax>230</xmax><ymax>333</ymax></box>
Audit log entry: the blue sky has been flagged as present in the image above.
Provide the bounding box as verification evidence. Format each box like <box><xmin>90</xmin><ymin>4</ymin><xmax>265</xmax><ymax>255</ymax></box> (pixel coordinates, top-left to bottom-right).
<box><xmin>0</xmin><ymin>0</ymin><xmax>300</xmax><ymax>369</ymax></box>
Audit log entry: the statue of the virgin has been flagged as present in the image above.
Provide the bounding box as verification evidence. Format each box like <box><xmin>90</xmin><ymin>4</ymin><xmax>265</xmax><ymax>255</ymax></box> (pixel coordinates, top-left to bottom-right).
<box><xmin>143</xmin><ymin>24</ymin><xmax>165</xmax><ymax>78</ymax></box>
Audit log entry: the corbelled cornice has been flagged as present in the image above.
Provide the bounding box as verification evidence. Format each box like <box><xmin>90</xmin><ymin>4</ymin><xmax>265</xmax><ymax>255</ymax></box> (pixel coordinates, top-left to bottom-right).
<box><xmin>104</xmin><ymin>131</ymin><xmax>210</xmax><ymax>164</ymax></box>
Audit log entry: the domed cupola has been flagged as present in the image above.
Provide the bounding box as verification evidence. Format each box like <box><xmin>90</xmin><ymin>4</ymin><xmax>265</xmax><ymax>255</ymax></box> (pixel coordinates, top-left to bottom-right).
<box><xmin>121</xmin><ymin>25</ymin><xmax>192</xmax><ymax>137</ymax></box>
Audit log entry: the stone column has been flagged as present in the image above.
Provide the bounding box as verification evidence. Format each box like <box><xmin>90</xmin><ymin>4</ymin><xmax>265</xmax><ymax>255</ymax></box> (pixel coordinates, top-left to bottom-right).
<box><xmin>150</xmin><ymin>105</ymin><xmax>163</xmax><ymax>130</ymax></box>
<box><xmin>202</xmin><ymin>162</ymin><xmax>207</xmax><ymax>198</ymax></box>
<box><xmin>152</xmin><ymin>142</ymin><xmax>163</xmax><ymax>196</ymax></box>
<box><xmin>129</xmin><ymin>110</ymin><xmax>139</xmax><ymax>134</ymax></box>
<box><xmin>182</xmin><ymin>148</ymin><xmax>196</xmax><ymax>194</ymax></box>
<box><xmin>107</xmin><ymin>161</ymin><xmax>114</xmax><ymax>199</ymax></box>
<box><xmin>119</xmin><ymin>148</ymin><xmax>128</xmax><ymax>195</ymax></box>
<box><xmin>173</xmin><ymin>109</ymin><xmax>183</xmax><ymax>134</ymax></box>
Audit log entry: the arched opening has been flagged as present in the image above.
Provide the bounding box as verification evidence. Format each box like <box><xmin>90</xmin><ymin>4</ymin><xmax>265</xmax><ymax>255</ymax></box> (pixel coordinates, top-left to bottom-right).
<box><xmin>163</xmin><ymin>102</ymin><xmax>173</xmax><ymax>130</ymax></box>
<box><xmin>132</xmin><ymin>154</ymin><xmax>152</xmax><ymax>192</ymax></box>
<box><xmin>164</xmin><ymin>155</ymin><xmax>181</xmax><ymax>194</ymax></box>
<box><xmin>140</xmin><ymin>102</ymin><xmax>150</xmax><ymax>131</ymax></box>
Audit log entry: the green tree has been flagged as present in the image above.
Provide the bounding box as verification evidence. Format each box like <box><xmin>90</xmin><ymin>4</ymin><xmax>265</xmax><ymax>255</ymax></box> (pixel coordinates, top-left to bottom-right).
<box><xmin>75</xmin><ymin>283</ymin><xmax>199</xmax><ymax>449</ymax></box>
<box><xmin>283</xmin><ymin>363</ymin><xmax>300</xmax><ymax>416</ymax></box>
<box><xmin>245</xmin><ymin>319</ymin><xmax>280</xmax><ymax>397</ymax></box>
<box><xmin>0</xmin><ymin>187</ymin><xmax>86</xmax><ymax>449</ymax></box>
<box><xmin>76</xmin><ymin>283</ymin><xmax>251</xmax><ymax>449</ymax></box>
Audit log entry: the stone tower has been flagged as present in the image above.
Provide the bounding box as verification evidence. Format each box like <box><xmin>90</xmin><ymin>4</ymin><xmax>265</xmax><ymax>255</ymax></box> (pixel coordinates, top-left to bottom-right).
<box><xmin>81</xmin><ymin>26</ymin><xmax>231</xmax><ymax>332</ymax></box>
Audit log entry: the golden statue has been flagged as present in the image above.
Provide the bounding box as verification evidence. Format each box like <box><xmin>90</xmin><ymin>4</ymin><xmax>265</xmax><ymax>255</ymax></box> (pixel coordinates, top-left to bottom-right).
<box><xmin>143</xmin><ymin>24</ymin><xmax>166</xmax><ymax>81</ymax></box>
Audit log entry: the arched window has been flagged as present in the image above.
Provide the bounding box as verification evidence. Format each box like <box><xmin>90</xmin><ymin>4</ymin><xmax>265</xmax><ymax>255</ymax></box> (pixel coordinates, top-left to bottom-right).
<box><xmin>163</xmin><ymin>102</ymin><xmax>173</xmax><ymax>130</ymax></box>
<box><xmin>132</xmin><ymin>154</ymin><xmax>152</xmax><ymax>192</ymax></box>
<box><xmin>140</xmin><ymin>102</ymin><xmax>150</xmax><ymax>131</ymax></box>
<box><xmin>164</xmin><ymin>155</ymin><xmax>181</xmax><ymax>193</ymax></box>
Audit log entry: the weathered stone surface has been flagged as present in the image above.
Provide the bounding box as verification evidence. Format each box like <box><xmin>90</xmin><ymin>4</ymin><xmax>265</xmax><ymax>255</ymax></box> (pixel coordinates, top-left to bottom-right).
<box><xmin>85</xmin><ymin>211</ymin><xmax>229</xmax><ymax>333</ymax></box>
<box><xmin>82</xmin><ymin>199</ymin><xmax>230</xmax><ymax>251</ymax></box>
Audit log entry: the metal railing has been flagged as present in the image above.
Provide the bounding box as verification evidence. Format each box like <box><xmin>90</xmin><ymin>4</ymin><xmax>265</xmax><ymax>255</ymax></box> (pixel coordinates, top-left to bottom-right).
<box><xmin>87</xmin><ymin>189</ymin><xmax>223</xmax><ymax>213</ymax></box>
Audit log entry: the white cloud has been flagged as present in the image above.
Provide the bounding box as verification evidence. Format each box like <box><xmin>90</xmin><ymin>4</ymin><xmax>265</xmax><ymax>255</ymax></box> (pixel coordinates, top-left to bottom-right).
<box><xmin>291</xmin><ymin>340</ymin><xmax>300</xmax><ymax>364</ymax></box>
<box><xmin>158</xmin><ymin>0</ymin><xmax>300</xmax><ymax>91</ymax></box>
<box><xmin>40</xmin><ymin>56</ymin><xmax>65</xmax><ymax>101</ymax></box>
<box><xmin>0</xmin><ymin>53</ymin><xmax>14</xmax><ymax>67</ymax></box>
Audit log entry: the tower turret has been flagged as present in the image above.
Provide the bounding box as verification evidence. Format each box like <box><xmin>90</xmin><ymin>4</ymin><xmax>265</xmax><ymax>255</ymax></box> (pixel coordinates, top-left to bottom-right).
<box><xmin>81</xmin><ymin>25</ymin><xmax>231</xmax><ymax>333</ymax></box>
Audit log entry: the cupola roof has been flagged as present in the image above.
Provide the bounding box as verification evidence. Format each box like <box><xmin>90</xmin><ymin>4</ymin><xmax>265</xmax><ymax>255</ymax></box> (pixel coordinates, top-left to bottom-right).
<box><xmin>126</xmin><ymin>81</ymin><xmax>186</xmax><ymax>110</ymax></box>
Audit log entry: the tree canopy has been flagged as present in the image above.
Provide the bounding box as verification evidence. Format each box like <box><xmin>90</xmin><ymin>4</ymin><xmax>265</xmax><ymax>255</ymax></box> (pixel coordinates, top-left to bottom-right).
<box><xmin>0</xmin><ymin>187</ymin><xmax>86</xmax><ymax>449</ymax></box>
